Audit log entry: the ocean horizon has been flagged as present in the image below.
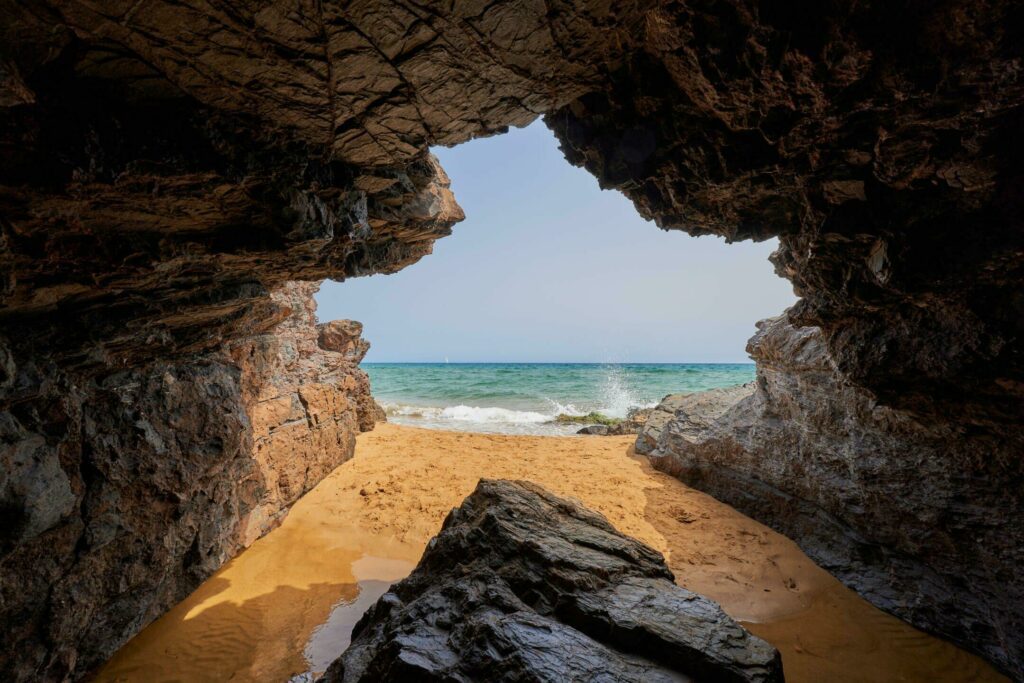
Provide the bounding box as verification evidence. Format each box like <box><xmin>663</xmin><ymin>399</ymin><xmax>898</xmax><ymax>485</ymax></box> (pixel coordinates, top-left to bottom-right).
<box><xmin>363</xmin><ymin>362</ymin><xmax>755</xmax><ymax>435</ymax></box>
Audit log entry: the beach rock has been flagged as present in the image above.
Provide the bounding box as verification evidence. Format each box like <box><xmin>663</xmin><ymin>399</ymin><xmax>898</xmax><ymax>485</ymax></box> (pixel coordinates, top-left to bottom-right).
<box><xmin>229</xmin><ymin>283</ymin><xmax>383</xmax><ymax>544</ymax></box>
<box><xmin>639</xmin><ymin>316</ymin><xmax>1024</xmax><ymax>677</ymax></box>
<box><xmin>636</xmin><ymin>385</ymin><xmax>756</xmax><ymax>455</ymax></box>
<box><xmin>577</xmin><ymin>424</ymin><xmax>611</xmax><ymax>435</ymax></box>
<box><xmin>577</xmin><ymin>407</ymin><xmax>654</xmax><ymax>436</ymax></box>
<box><xmin>0</xmin><ymin>281</ymin><xmax>382</xmax><ymax>680</ymax></box>
<box><xmin>324</xmin><ymin>479</ymin><xmax>783</xmax><ymax>683</ymax></box>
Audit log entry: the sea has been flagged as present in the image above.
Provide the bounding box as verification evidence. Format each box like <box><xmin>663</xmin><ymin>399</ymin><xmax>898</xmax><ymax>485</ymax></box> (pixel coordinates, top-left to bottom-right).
<box><xmin>363</xmin><ymin>363</ymin><xmax>755</xmax><ymax>436</ymax></box>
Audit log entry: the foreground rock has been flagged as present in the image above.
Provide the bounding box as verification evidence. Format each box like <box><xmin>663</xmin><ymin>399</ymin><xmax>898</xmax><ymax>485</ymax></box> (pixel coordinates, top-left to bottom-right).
<box><xmin>638</xmin><ymin>317</ymin><xmax>1024</xmax><ymax>678</ymax></box>
<box><xmin>325</xmin><ymin>479</ymin><xmax>783</xmax><ymax>683</ymax></box>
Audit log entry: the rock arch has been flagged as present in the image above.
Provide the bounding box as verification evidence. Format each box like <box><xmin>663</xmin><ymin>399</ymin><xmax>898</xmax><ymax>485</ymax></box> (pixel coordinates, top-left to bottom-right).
<box><xmin>1</xmin><ymin>1</ymin><xmax>1021</xmax><ymax>678</ymax></box>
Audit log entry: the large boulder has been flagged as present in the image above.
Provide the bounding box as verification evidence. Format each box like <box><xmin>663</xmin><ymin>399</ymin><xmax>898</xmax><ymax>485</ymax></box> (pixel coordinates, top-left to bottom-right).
<box><xmin>325</xmin><ymin>479</ymin><xmax>783</xmax><ymax>683</ymax></box>
<box><xmin>637</xmin><ymin>316</ymin><xmax>1024</xmax><ymax>678</ymax></box>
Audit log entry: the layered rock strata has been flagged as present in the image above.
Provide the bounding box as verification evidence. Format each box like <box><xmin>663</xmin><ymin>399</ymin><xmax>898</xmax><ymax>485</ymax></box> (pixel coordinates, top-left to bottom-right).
<box><xmin>0</xmin><ymin>0</ymin><xmax>1022</xmax><ymax>679</ymax></box>
<box><xmin>326</xmin><ymin>479</ymin><xmax>783</xmax><ymax>683</ymax></box>
<box><xmin>229</xmin><ymin>281</ymin><xmax>383</xmax><ymax>545</ymax></box>
<box><xmin>0</xmin><ymin>281</ymin><xmax>382</xmax><ymax>680</ymax></box>
<box><xmin>637</xmin><ymin>317</ymin><xmax>1024</xmax><ymax>678</ymax></box>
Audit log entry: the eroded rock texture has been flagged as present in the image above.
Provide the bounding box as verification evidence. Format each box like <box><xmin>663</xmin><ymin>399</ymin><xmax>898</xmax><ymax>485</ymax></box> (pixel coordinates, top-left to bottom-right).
<box><xmin>1</xmin><ymin>0</ymin><xmax>1022</xmax><ymax>679</ymax></box>
<box><xmin>326</xmin><ymin>479</ymin><xmax>783</xmax><ymax>683</ymax></box>
<box><xmin>229</xmin><ymin>281</ymin><xmax>383</xmax><ymax>545</ymax></box>
<box><xmin>0</xmin><ymin>279</ymin><xmax>382</xmax><ymax>680</ymax></box>
<box><xmin>637</xmin><ymin>316</ymin><xmax>1024</xmax><ymax>677</ymax></box>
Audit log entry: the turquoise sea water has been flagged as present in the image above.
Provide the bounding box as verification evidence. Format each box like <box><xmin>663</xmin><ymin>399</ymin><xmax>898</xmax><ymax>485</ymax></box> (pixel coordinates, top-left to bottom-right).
<box><xmin>363</xmin><ymin>363</ymin><xmax>755</xmax><ymax>435</ymax></box>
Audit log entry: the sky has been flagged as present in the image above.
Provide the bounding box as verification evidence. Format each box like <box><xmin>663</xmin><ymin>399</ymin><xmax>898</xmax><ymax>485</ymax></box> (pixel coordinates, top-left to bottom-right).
<box><xmin>316</xmin><ymin>120</ymin><xmax>796</xmax><ymax>363</ymax></box>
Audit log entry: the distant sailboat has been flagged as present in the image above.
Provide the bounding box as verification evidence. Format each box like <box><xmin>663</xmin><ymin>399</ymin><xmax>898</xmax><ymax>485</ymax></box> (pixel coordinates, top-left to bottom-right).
<box><xmin>444</xmin><ymin>356</ymin><xmax>450</xmax><ymax>364</ymax></box>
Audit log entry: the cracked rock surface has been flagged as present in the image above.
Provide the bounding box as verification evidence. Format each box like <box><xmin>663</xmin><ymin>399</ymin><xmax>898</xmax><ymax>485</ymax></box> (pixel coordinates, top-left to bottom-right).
<box><xmin>324</xmin><ymin>479</ymin><xmax>783</xmax><ymax>683</ymax></box>
<box><xmin>637</xmin><ymin>316</ymin><xmax>1024</xmax><ymax>678</ymax></box>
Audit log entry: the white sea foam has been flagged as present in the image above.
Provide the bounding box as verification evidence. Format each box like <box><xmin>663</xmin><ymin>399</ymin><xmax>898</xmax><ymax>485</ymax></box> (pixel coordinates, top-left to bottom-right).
<box><xmin>384</xmin><ymin>403</ymin><xmax>551</xmax><ymax>424</ymax></box>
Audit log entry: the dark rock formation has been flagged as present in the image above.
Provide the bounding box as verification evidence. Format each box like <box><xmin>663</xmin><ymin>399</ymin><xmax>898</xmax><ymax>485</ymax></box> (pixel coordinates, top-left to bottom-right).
<box><xmin>325</xmin><ymin>479</ymin><xmax>783</xmax><ymax>683</ymax></box>
<box><xmin>0</xmin><ymin>0</ymin><xmax>1022</xmax><ymax>679</ymax></box>
<box><xmin>637</xmin><ymin>316</ymin><xmax>1024</xmax><ymax>678</ymax></box>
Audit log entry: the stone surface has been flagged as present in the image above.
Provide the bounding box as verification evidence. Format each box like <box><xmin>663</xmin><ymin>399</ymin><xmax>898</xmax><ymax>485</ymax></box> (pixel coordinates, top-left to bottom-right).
<box><xmin>0</xmin><ymin>281</ymin><xmax>381</xmax><ymax>681</ymax></box>
<box><xmin>0</xmin><ymin>0</ymin><xmax>1022</xmax><ymax>679</ymax></box>
<box><xmin>638</xmin><ymin>316</ymin><xmax>1024</xmax><ymax>678</ymax></box>
<box><xmin>324</xmin><ymin>479</ymin><xmax>783</xmax><ymax>683</ymax></box>
<box><xmin>229</xmin><ymin>282</ymin><xmax>384</xmax><ymax>545</ymax></box>
<box><xmin>318</xmin><ymin>320</ymin><xmax>371</xmax><ymax>363</ymax></box>
<box><xmin>577</xmin><ymin>407</ymin><xmax>655</xmax><ymax>436</ymax></box>
<box><xmin>635</xmin><ymin>384</ymin><xmax>755</xmax><ymax>455</ymax></box>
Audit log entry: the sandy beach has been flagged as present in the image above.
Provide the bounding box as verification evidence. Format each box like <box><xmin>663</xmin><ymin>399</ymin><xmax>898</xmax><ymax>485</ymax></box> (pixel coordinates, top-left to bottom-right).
<box><xmin>95</xmin><ymin>424</ymin><xmax>1006</xmax><ymax>683</ymax></box>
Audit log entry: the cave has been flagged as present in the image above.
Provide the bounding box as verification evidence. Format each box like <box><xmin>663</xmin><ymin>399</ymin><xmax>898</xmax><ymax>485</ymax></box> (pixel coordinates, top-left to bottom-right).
<box><xmin>1</xmin><ymin>1</ymin><xmax>1021</xmax><ymax>681</ymax></box>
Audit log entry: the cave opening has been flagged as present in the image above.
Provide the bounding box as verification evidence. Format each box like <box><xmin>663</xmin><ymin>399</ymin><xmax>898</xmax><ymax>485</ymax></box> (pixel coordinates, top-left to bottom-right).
<box><xmin>2</xmin><ymin>2</ymin><xmax>1022</xmax><ymax>682</ymax></box>
<box><xmin>91</xmin><ymin>118</ymin><xmax>1009</xmax><ymax>683</ymax></box>
<box><xmin>314</xmin><ymin>120</ymin><xmax>796</xmax><ymax>435</ymax></box>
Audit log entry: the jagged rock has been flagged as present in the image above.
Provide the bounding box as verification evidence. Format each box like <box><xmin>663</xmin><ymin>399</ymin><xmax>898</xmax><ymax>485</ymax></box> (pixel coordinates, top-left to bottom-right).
<box><xmin>318</xmin><ymin>320</ymin><xmax>371</xmax><ymax>363</ymax></box>
<box><xmin>636</xmin><ymin>385</ymin><xmax>756</xmax><ymax>455</ymax></box>
<box><xmin>229</xmin><ymin>282</ymin><xmax>382</xmax><ymax>543</ymax></box>
<box><xmin>324</xmin><ymin>479</ymin><xmax>783</xmax><ymax>683</ymax></box>
<box><xmin>0</xmin><ymin>281</ymin><xmax>382</xmax><ymax>680</ymax></box>
<box><xmin>639</xmin><ymin>316</ymin><xmax>1024</xmax><ymax>678</ymax></box>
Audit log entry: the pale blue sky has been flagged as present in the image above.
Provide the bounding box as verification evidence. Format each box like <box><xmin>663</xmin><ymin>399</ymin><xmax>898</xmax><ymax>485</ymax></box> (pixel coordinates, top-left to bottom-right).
<box><xmin>316</xmin><ymin>121</ymin><xmax>795</xmax><ymax>363</ymax></box>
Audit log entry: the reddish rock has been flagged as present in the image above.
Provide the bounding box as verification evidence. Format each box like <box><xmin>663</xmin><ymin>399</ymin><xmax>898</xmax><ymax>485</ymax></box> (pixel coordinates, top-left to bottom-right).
<box><xmin>317</xmin><ymin>320</ymin><xmax>371</xmax><ymax>363</ymax></box>
<box><xmin>229</xmin><ymin>282</ymin><xmax>383</xmax><ymax>544</ymax></box>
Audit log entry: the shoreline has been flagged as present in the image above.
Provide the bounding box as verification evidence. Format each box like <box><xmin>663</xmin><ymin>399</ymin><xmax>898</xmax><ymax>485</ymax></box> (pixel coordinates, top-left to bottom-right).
<box><xmin>95</xmin><ymin>424</ymin><xmax>1006</xmax><ymax>683</ymax></box>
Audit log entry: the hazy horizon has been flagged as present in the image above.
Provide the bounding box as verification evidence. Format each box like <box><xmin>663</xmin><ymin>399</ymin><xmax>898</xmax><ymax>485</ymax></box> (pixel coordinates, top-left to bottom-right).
<box><xmin>316</xmin><ymin>120</ymin><xmax>796</xmax><ymax>363</ymax></box>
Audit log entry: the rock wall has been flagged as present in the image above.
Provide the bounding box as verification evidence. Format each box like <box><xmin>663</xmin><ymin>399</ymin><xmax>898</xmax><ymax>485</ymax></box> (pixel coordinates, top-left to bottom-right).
<box><xmin>0</xmin><ymin>280</ymin><xmax>381</xmax><ymax>680</ymax></box>
<box><xmin>637</xmin><ymin>316</ymin><xmax>1024</xmax><ymax>677</ymax></box>
<box><xmin>229</xmin><ymin>281</ymin><xmax>383</xmax><ymax>546</ymax></box>
<box><xmin>1</xmin><ymin>0</ymin><xmax>1022</xmax><ymax>679</ymax></box>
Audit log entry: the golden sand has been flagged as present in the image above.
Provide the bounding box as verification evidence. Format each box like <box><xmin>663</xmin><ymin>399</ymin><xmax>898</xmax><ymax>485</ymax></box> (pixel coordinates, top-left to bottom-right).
<box><xmin>95</xmin><ymin>424</ymin><xmax>1006</xmax><ymax>682</ymax></box>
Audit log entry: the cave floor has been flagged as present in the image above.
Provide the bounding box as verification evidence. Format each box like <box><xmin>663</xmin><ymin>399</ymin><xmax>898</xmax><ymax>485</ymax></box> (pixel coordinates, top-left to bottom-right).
<box><xmin>94</xmin><ymin>424</ymin><xmax>1006</xmax><ymax>683</ymax></box>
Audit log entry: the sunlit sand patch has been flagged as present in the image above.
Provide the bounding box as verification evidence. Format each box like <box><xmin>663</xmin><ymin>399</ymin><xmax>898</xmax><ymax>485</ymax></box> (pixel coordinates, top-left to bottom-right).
<box><xmin>95</xmin><ymin>424</ymin><xmax>1007</xmax><ymax>683</ymax></box>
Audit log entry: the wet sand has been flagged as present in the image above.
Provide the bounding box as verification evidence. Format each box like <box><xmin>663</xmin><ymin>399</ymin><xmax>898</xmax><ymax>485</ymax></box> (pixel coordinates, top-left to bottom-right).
<box><xmin>95</xmin><ymin>424</ymin><xmax>1006</xmax><ymax>682</ymax></box>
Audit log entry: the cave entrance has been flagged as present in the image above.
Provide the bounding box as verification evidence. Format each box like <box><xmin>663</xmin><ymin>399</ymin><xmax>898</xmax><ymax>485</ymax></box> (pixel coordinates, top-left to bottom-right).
<box><xmin>90</xmin><ymin>120</ymin><xmax>1008</xmax><ymax>683</ymax></box>
<box><xmin>315</xmin><ymin>120</ymin><xmax>795</xmax><ymax>436</ymax></box>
